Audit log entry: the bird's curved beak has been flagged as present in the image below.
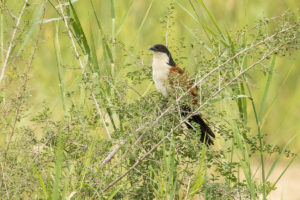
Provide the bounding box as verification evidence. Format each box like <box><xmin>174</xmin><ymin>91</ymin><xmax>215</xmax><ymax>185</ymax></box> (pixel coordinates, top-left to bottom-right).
<box><xmin>149</xmin><ymin>46</ymin><xmax>156</xmax><ymax>51</ymax></box>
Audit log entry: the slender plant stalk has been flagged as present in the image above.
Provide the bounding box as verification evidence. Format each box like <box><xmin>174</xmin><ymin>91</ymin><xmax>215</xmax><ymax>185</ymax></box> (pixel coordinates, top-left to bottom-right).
<box><xmin>0</xmin><ymin>0</ymin><xmax>28</xmax><ymax>84</ymax></box>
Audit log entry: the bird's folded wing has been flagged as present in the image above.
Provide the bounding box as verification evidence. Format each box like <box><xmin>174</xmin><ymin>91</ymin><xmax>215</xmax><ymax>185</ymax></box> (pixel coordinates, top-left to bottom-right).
<box><xmin>169</xmin><ymin>66</ymin><xmax>198</xmax><ymax>104</ymax></box>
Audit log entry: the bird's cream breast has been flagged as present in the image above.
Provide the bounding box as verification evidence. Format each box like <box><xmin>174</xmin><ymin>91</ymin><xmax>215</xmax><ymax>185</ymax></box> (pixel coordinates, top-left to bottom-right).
<box><xmin>152</xmin><ymin>52</ymin><xmax>171</xmax><ymax>97</ymax></box>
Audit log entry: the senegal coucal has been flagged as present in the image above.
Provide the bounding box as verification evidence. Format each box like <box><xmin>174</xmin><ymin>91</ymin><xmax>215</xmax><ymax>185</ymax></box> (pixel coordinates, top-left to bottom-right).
<box><xmin>149</xmin><ymin>44</ymin><xmax>215</xmax><ymax>145</ymax></box>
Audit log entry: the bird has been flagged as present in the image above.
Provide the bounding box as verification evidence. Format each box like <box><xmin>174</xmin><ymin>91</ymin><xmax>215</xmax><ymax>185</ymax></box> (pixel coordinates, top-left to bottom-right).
<box><xmin>149</xmin><ymin>44</ymin><xmax>215</xmax><ymax>145</ymax></box>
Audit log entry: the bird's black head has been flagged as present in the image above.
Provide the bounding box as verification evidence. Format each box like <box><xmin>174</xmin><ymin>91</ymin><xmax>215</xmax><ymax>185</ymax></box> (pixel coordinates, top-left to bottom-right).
<box><xmin>149</xmin><ymin>44</ymin><xmax>176</xmax><ymax>66</ymax></box>
<box><xmin>149</xmin><ymin>44</ymin><xmax>170</xmax><ymax>54</ymax></box>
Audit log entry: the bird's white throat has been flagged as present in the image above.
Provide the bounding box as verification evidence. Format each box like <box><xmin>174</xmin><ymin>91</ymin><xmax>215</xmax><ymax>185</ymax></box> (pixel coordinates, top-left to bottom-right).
<box><xmin>152</xmin><ymin>52</ymin><xmax>171</xmax><ymax>97</ymax></box>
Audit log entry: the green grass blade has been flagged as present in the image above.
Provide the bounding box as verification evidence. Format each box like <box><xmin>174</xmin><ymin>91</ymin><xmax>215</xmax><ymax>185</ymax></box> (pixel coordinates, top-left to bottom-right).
<box><xmin>111</xmin><ymin>0</ymin><xmax>116</xmax><ymax>76</ymax></box>
<box><xmin>174</xmin><ymin>0</ymin><xmax>198</xmax><ymax>23</ymax></box>
<box><xmin>32</xmin><ymin>166</ymin><xmax>48</xmax><ymax>198</ymax></box>
<box><xmin>240</xmin><ymin>36</ymin><xmax>249</xmax><ymax>124</ymax></box>
<box><xmin>79</xmin><ymin>141</ymin><xmax>95</xmax><ymax>190</ymax></box>
<box><xmin>266</xmin><ymin>133</ymin><xmax>299</xmax><ymax>180</ymax></box>
<box><xmin>111</xmin><ymin>0</ymin><xmax>116</xmax><ymax>38</ymax></box>
<box><xmin>240</xmin><ymin>55</ymin><xmax>249</xmax><ymax>123</ymax></box>
<box><xmin>187</xmin><ymin>0</ymin><xmax>217</xmax><ymax>37</ymax></box>
<box><xmin>240</xmin><ymin>82</ymin><xmax>247</xmax><ymax>123</ymax></box>
<box><xmin>106</xmin><ymin>107</ymin><xmax>117</xmax><ymax>130</ymax></box>
<box><xmin>68</xmin><ymin>0</ymin><xmax>91</xmax><ymax>56</ymax></box>
<box><xmin>198</xmin><ymin>0</ymin><xmax>224</xmax><ymax>37</ymax></box>
<box><xmin>230</xmin><ymin>119</ymin><xmax>256</xmax><ymax>198</ymax></box>
<box><xmin>116</xmin><ymin>0</ymin><xmax>135</xmax><ymax>36</ymax></box>
<box><xmin>258</xmin><ymin>55</ymin><xmax>276</xmax><ymax>122</ymax></box>
<box><xmin>261</xmin><ymin>62</ymin><xmax>294</xmax><ymax>127</ymax></box>
<box><xmin>225</xmin><ymin>25</ymin><xmax>239</xmax><ymax>64</ymax></box>
<box><xmin>243</xmin><ymin>76</ymin><xmax>267</xmax><ymax>199</ymax></box>
<box><xmin>89</xmin><ymin>0</ymin><xmax>104</xmax><ymax>34</ymax></box>
<box><xmin>90</xmin><ymin>0</ymin><xmax>114</xmax><ymax>66</ymax></box>
<box><xmin>17</xmin><ymin>1</ymin><xmax>46</xmax><ymax>56</ymax></box>
<box><xmin>135</xmin><ymin>0</ymin><xmax>154</xmax><ymax>39</ymax></box>
<box><xmin>167</xmin><ymin>135</ymin><xmax>176</xmax><ymax>199</ymax></box>
<box><xmin>270</xmin><ymin>156</ymin><xmax>296</xmax><ymax>194</ymax></box>
<box><xmin>108</xmin><ymin>186</ymin><xmax>121</xmax><ymax>200</ymax></box>
<box><xmin>189</xmin><ymin>145</ymin><xmax>206</xmax><ymax>197</ymax></box>
<box><xmin>226</xmin><ymin>27</ymin><xmax>247</xmax><ymax>122</ymax></box>
<box><xmin>89</xmin><ymin>27</ymin><xmax>99</xmax><ymax>73</ymax></box>
<box><xmin>54</xmin><ymin>23</ymin><xmax>66</xmax><ymax>111</ymax></box>
<box><xmin>51</xmin><ymin>132</ymin><xmax>64</xmax><ymax>200</ymax></box>
<box><xmin>0</xmin><ymin>12</ymin><xmax>3</xmax><ymax>65</ymax></box>
<box><xmin>104</xmin><ymin>41</ymin><xmax>114</xmax><ymax>65</ymax></box>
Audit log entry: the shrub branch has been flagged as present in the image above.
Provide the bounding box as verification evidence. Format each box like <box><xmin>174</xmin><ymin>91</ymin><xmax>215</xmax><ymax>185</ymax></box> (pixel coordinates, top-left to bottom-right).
<box><xmin>101</xmin><ymin>36</ymin><xmax>296</xmax><ymax>193</ymax></box>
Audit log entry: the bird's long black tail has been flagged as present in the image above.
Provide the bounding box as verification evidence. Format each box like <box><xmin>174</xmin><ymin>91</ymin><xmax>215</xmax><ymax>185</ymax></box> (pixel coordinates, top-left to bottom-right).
<box><xmin>181</xmin><ymin>106</ymin><xmax>215</xmax><ymax>145</ymax></box>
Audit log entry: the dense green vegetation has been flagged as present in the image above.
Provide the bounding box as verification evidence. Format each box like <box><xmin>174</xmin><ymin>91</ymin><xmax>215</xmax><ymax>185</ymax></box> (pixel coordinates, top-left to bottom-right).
<box><xmin>0</xmin><ymin>0</ymin><xmax>299</xmax><ymax>199</ymax></box>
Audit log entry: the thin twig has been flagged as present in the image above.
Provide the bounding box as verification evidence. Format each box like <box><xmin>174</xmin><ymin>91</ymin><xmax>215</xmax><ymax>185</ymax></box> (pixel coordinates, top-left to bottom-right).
<box><xmin>191</xmin><ymin>23</ymin><xmax>299</xmax><ymax>93</ymax></box>
<box><xmin>234</xmin><ymin>11</ymin><xmax>296</xmax><ymax>43</ymax></box>
<box><xmin>100</xmin><ymin>140</ymin><xmax>125</xmax><ymax>167</ymax></box>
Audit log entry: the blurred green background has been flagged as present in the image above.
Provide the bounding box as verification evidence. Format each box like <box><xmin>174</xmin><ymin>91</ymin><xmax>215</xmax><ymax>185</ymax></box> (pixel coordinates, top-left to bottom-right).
<box><xmin>3</xmin><ymin>0</ymin><xmax>299</xmax><ymax>150</ymax></box>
